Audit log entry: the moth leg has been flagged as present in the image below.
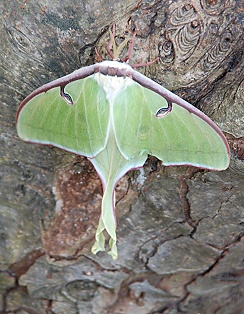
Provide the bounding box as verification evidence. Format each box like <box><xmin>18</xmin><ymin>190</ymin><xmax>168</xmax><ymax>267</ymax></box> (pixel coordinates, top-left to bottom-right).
<box><xmin>95</xmin><ymin>47</ymin><xmax>103</xmax><ymax>62</ymax></box>
<box><xmin>131</xmin><ymin>57</ymin><xmax>159</xmax><ymax>69</ymax></box>
<box><xmin>124</xmin><ymin>30</ymin><xmax>138</xmax><ymax>63</ymax></box>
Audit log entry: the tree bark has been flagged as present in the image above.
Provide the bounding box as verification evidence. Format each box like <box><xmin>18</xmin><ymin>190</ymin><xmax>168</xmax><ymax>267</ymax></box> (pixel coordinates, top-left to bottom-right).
<box><xmin>0</xmin><ymin>0</ymin><xmax>243</xmax><ymax>313</ymax></box>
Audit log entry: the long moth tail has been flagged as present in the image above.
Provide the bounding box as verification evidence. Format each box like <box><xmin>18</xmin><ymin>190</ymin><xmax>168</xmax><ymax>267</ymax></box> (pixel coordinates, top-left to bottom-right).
<box><xmin>91</xmin><ymin>183</ymin><xmax>118</xmax><ymax>259</ymax></box>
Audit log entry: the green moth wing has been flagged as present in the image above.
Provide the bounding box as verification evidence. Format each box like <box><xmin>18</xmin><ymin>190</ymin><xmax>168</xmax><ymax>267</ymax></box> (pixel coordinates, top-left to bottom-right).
<box><xmin>112</xmin><ymin>80</ymin><xmax>229</xmax><ymax>170</ymax></box>
<box><xmin>17</xmin><ymin>76</ymin><xmax>109</xmax><ymax>157</ymax></box>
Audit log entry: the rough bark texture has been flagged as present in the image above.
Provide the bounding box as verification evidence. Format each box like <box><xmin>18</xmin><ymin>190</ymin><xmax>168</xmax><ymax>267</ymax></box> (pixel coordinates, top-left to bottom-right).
<box><xmin>0</xmin><ymin>0</ymin><xmax>243</xmax><ymax>313</ymax></box>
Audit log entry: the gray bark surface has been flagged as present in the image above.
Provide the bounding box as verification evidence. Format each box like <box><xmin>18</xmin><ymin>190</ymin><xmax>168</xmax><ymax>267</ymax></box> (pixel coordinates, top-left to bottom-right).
<box><xmin>0</xmin><ymin>0</ymin><xmax>243</xmax><ymax>313</ymax></box>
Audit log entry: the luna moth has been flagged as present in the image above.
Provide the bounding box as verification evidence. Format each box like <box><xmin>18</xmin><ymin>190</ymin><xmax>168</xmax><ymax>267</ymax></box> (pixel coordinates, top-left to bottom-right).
<box><xmin>16</xmin><ymin>26</ymin><xmax>230</xmax><ymax>260</ymax></box>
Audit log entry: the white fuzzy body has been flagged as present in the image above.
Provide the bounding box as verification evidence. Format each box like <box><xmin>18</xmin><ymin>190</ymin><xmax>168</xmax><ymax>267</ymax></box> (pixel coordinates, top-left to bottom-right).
<box><xmin>93</xmin><ymin>61</ymin><xmax>134</xmax><ymax>102</ymax></box>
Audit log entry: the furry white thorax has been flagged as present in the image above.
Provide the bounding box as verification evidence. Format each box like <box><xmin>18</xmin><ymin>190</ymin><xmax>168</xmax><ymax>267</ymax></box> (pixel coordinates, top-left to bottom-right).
<box><xmin>93</xmin><ymin>61</ymin><xmax>134</xmax><ymax>102</ymax></box>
